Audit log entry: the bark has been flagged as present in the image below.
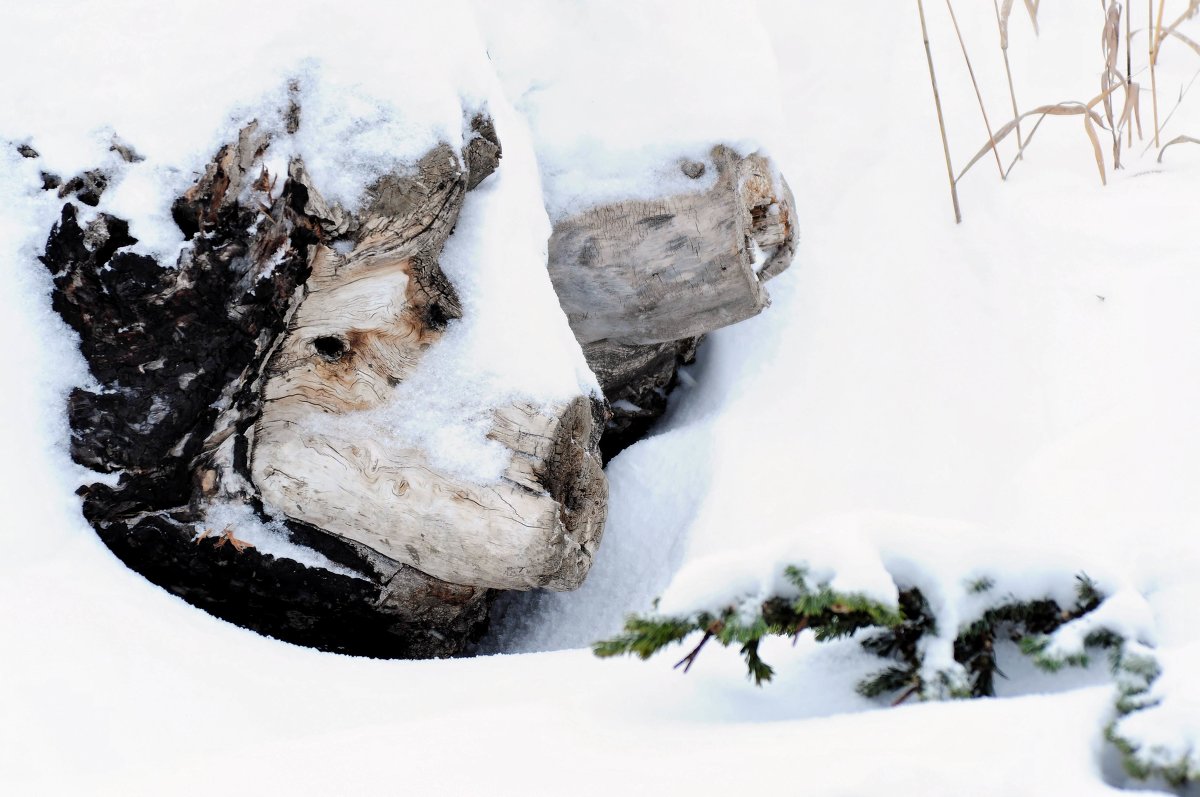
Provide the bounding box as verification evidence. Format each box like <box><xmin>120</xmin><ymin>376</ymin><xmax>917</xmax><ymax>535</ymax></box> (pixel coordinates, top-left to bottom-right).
<box><xmin>584</xmin><ymin>336</ymin><xmax>702</xmax><ymax>462</ymax></box>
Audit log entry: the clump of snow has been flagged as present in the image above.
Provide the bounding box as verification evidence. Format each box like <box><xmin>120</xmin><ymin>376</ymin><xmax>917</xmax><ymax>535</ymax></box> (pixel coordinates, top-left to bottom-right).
<box><xmin>289</xmin><ymin>63</ymin><xmax>461</xmax><ymax>212</ymax></box>
<box><xmin>200</xmin><ymin>501</ymin><xmax>363</xmax><ymax>579</ymax></box>
<box><xmin>1112</xmin><ymin>642</ymin><xmax>1200</xmax><ymax>780</ymax></box>
<box><xmin>655</xmin><ymin>514</ymin><xmax>899</xmax><ymax>618</ymax></box>
<box><xmin>1040</xmin><ymin>589</ymin><xmax>1157</xmax><ymax>662</ymax></box>
<box><xmin>379</xmin><ymin>76</ymin><xmax>601</xmax><ymax>479</ymax></box>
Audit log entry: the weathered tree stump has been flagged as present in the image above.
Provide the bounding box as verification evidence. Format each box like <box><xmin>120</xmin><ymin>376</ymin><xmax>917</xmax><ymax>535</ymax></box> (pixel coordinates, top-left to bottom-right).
<box><xmin>40</xmin><ymin>106</ymin><xmax>605</xmax><ymax>657</ymax></box>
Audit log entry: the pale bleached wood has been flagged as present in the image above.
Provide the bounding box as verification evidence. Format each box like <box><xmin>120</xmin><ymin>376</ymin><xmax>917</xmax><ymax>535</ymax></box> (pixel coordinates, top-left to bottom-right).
<box><xmin>547</xmin><ymin>146</ymin><xmax>797</xmax><ymax>346</ymax></box>
<box><xmin>249</xmin><ymin>245</ymin><xmax>607</xmax><ymax>590</ymax></box>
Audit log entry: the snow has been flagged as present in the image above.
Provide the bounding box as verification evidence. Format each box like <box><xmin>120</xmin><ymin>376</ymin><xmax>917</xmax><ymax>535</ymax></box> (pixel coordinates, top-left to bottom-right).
<box><xmin>474</xmin><ymin>0</ymin><xmax>786</xmax><ymax>221</ymax></box>
<box><xmin>200</xmin><ymin>501</ymin><xmax>362</xmax><ymax>578</ymax></box>
<box><xmin>1112</xmin><ymin>642</ymin><xmax>1200</xmax><ymax>778</ymax></box>
<box><xmin>2</xmin><ymin>0</ymin><xmax>1199</xmax><ymax>794</ymax></box>
<box><xmin>0</xmin><ymin>0</ymin><xmax>492</xmax><ymax>258</ymax></box>
<box><xmin>492</xmin><ymin>0</ymin><xmax>1200</xmax><ymax>786</ymax></box>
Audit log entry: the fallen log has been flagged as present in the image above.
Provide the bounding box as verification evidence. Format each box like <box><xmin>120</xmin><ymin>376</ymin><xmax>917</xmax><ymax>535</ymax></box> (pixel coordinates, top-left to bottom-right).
<box><xmin>35</xmin><ymin>107</ymin><xmax>795</xmax><ymax>656</ymax></box>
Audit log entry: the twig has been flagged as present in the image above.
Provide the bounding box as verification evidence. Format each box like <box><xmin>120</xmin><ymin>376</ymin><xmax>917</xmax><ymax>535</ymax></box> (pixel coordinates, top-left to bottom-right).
<box><xmin>674</xmin><ymin>631</ymin><xmax>714</xmax><ymax>673</ymax></box>
<box><xmin>946</xmin><ymin>0</ymin><xmax>1006</xmax><ymax>180</ymax></box>
<box><xmin>917</xmin><ymin>0</ymin><xmax>963</xmax><ymax>223</ymax></box>
<box><xmin>892</xmin><ymin>682</ymin><xmax>923</xmax><ymax>706</ymax></box>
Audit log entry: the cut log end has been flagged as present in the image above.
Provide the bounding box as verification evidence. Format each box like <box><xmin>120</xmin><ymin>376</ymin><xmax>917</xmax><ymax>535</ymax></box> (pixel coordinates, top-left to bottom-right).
<box><xmin>547</xmin><ymin>144</ymin><xmax>798</xmax><ymax>347</ymax></box>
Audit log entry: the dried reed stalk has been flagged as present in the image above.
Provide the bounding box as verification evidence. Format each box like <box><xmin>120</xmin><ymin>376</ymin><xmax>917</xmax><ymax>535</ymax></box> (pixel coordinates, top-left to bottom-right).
<box><xmin>917</xmin><ymin>0</ymin><xmax>962</xmax><ymax>223</ymax></box>
<box><xmin>995</xmin><ymin>0</ymin><xmax>1024</xmax><ymax>156</ymax></box>
<box><xmin>1128</xmin><ymin>0</ymin><xmax>1136</xmax><ymax>147</ymax></box>
<box><xmin>958</xmin><ymin>81</ymin><xmax>1123</xmax><ymax>185</ymax></box>
<box><xmin>1165</xmin><ymin>25</ymin><xmax>1200</xmax><ymax>53</ymax></box>
<box><xmin>1158</xmin><ymin>0</ymin><xmax>1200</xmax><ymax>44</ymax></box>
<box><xmin>1151</xmin><ymin>65</ymin><xmax>1200</xmax><ymax>142</ymax></box>
<box><xmin>1023</xmin><ymin>0</ymin><xmax>1041</xmax><ymax>33</ymax></box>
<box><xmin>1151</xmin><ymin>0</ymin><xmax>1165</xmax><ymax>146</ymax></box>
<box><xmin>946</xmin><ymin>0</ymin><xmax>1006</xmax><ymax>180</ymax></box>
<box><xmin>1102</xmin><ymin>2</ymin><xmax>1123</xmax><ymax>168</ymax></box>
<box><xmin>1157</xmin><ymin>133</ymin><xmax>1200</xmax><ymax>159</ymax></box>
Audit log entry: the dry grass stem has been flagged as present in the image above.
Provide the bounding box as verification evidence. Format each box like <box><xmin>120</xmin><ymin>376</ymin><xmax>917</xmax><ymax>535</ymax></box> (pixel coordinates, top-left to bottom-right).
<box><xmin>995</xmin><ymin>0</ymin><xmax>1025</xmax><ymax>156</ymax></box>
<box><xmin>1150</xmin><ymin>65</ymin><xmax>1200</xmax><ymax>147</ymax></box>
<box><xmin>946</xmin><ymin>0</ymin><xmax>1006</xmax><ymax>180</ymax></box>
<box><xmin>1102</xmin><ymin>2</ymin><xmax>1123</xmax><ymax>168</ymax></box>
<box><xmin>918</xmin><ymin>0</ymin><xmax>962</xmax><ymax>223</ymax></box>
<box><xmin>1159</xmin><ymin>0</ymin><xmax>1200</xmax><ymax>42</ymax></box>
<box><xmin>958</xmin><ymin>79</ymin><xmax>1122</xmax><ymax>184</ymax></box>
<box><xmin>1023</xmin><ymin>0</ymin><xmax>1041</xmax><ymax>33</ymax></box>
<box><xmin>1128</xmin><ymin>0</ymin><xmax>1136</xmax><ymax>146</ymax></box>
<box><xmin>1165</xmin><ymin>25</ymin><xmax>1200</xmax><ymax>54</ymax></box>
<box><xmin>1003</xmin><ymin>112</ymin><xmax>1050</xmax><ymax>176</ymax></box>
<box><xmin>1151</xmin><ymin>0</ymin><xmax>1166</xmax><ymax>146</ymax></box>
<box><xmin>1157</xmin><ymin>132</ymin><xmax>1200</xmax><ymax>159</ymax></box>
<box><xmin>1083</xmin><ymin>113</ymin><xmax>1108</xmax><ymax>184</ymax></box>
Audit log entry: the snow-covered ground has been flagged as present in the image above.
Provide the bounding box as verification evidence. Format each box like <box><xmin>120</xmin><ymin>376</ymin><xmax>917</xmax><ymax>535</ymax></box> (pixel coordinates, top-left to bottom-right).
<box><xmin>3</xmin><ymin>1</ymin><xmax>1199</xmax><ymax>794</ymax></box>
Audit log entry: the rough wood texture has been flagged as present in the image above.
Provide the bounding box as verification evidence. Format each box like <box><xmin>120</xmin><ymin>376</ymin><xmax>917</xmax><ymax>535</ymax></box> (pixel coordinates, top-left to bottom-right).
<box><xmin>38</xmin><ymin>103</ymin><xmax>605</xmax><ymax>656</ymax></box>
<box><xmin>250</xmin><ymin>240</ymin><xmax>608</xmax><ymax>589</ymax></box>
<box><xmin>549</xmin><ymin>146</ymin><xmax>797</xmax><ymax>459</ymax></box>
<box><xmin>548</xmin><ymin>145</ymin><xmax>797</xmax><ymax>346</ymax></box>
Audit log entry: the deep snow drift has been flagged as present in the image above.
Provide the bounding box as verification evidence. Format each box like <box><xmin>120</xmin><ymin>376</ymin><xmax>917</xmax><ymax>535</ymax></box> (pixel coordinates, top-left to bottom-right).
<box><xmin>2</xmin><ymin>1</ymin><xmax>1198</xmax><ymax>794</ymax></box>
